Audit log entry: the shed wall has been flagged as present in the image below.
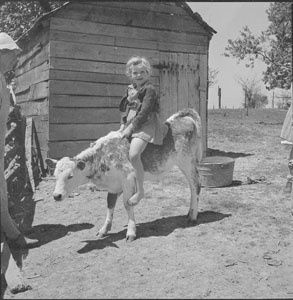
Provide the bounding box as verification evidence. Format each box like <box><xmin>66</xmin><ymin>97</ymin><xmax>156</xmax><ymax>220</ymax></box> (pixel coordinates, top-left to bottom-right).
<box><xmin>15</xmin><ymin>22</ymin><xmax>50</xmax><ymax>162</ymax></box>
<box><xmin>48</xmin><ymin>1</ymin><xmax>210</xmax><ymax>158</ymax></box>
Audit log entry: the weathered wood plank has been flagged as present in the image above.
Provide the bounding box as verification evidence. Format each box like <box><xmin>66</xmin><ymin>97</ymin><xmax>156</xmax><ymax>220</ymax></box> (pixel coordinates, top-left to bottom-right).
<box><xmin>4</xmin><ymin>155</ymin><xmax>20</xmax><ymax>181</ymax></box>
<box><xmin>49</xmin><ymin>80</ymin><xmax>125</xmax><ymax>97</ymax></box>
<box><xmin>25</xmin><ymin>117</ymin><xmax>35</xmax><ymax>192</ymax></box>
<box><xmin>177</xmin><ymin>53</ymin><xmax>189</xmax><ymax>111</ymax></box>
<box><xmin>88</xmin><ymin>1</ymin><xmax>190</xmax><ymax>16</ymax></box>
<box><xmin>31</xmin><ymin>115</ymin><xmax>49</xmax><ymax>154</ymax></box>
<box><xmin>32</xmin><ymin>132</ymin><xmax>48</xmax><ymax>153</ymax></box>
<box><xmin>48</xmin><ymin>140</ymin><xmax>95</xmax><ymax>159</ymax></box>
<box><xmin>15</xmin><ymin>61</ymin><xmax>49</xmax><ymax>94</ymax></box>
<box><xmin>199</xmin><ymin>53</ymin><xmax>208</xmax><ymax>155</ymax></box>
<box><xmin>49</xmin><ymin>69</ymin><xmax>159</xmax><ymax>86</ymax></box>
<box><xmin>50</xmin><ymin>17</ymin><xmax>209</xmax><ymax>46</ymax></box>
<box><xmin>49</xmin><ymin>123</ymin><xmax>119</xmax><ymax>141</ymax></box>
<box><xmin>158</xmin><ymin>42</ymin><xmax>207</xmax><ymax>54</ymax></box>
<box><xmin>17</xmin><ymin>42</ymin><xmax>43</xmax><ymax>68</ymax></box>
<box><xmin>50</xmin><ymin>70</ymin><xmax>127</xmax><ymax>85</ymax></box>
<box><xmin>55</xmin><ymin>3</ymin><xmax>207</xmax><ymax>34</ymax></box>
<box><xmin>50</xmin><ymin>57</ymin><xmax>124</xmax><ymax>73</ymax></box>
<box><xmin>188</xmin><ymin>54</ymin><xmax>200</xmax><ymax>113</ymax></box>
<box><xmin>15</xmin><ymin>81</ymin><xmax>48</xmax><ymax>103</ymax></box>
<box><xmin>49</xmin><ymin>57</ymin><xmax>160</xmax><ymax>77</ymax></box>
<box><xmin>166</xmin><ymin>54</ymin><xmax>173</xmax><ymax>121</ymax></box>
<box><xmin>37</xmin><ymin>149</ymin><xmax>47</xmax><ymax>161</ymax></box>
<box><xmin>15</xmin><ymin>43</ymin><xmax>49</xmax><ymax>76</ymax></box>
<box><xmin>49</xmin><ymin>107</ymin><xmax>120</xmax><ymax>124</ymax></box>
<box><xmin>170</xmin><ymin>52</ymin><xmax>178</xmax><ymax>114</ymax></box>
<box><xmin>50</xmin><ymin>29</ymin><xmax>208</xmax><ymax>54</ymax></box>
<box><xmin>159</xmin><ymin>52</ymin><xmax>170</xmax><ymax>122</ymax></box>
<box><xmin>32</xmin><ymin>116</ymin><xmax>48</xmax><ymax>133</ymax></box>
<box><xmin>49</xmin><ymin>95</ymin><xmax>121</xmax><ymax>108</ymax></box>
<box><xmin>18</xmin><ymin>99</ymin><xmax>48</xmax><ymax>117</ymax></box>
<box><xmin>199</xmin><ymin>54</ymin><xmax>208</xmax><ymax>89</ymax></box>
<box><xmin>49</xmin><ymin>40</ymin><xmax>160</xmax><ymax>65</ymax></box>
<box><xmin>115</xmin><ymin>36</ymin><xmax>158</xmax><ymax>50</ymax></box>
<box><xmin>50</xmin><ymin>29</ymin><xmax>115</xmax><ymax>46</ymax></box>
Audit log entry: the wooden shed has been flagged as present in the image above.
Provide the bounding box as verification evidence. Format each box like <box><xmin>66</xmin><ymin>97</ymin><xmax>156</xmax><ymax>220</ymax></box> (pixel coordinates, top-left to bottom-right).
<box><xmin>15</xmin><ymin>1</ymin><xmax>216</xmax><ymax>165</ymax></box>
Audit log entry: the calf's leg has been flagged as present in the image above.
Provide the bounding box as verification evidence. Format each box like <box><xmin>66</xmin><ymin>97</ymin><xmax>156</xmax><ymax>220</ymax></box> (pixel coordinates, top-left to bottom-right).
<box><xmin>122</xmin><ymin>173</ymin><xmax>137</xmax><ymax>241</ymax></box>
<box><xmin>97</xmin><ymin>192</ymin><xmax>119</xmax><ymax>238</ymax></box>
<box><xmin>178</xmin><ymin>158</ymin><xmax>201</xmax><ymax>222</ymax></box>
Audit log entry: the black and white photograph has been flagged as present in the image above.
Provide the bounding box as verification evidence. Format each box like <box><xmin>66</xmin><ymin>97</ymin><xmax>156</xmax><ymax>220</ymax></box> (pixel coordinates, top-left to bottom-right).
<box><xmin>1</xmin><ymin>1</ymin><xmax>292</xmax><ymax>298</ymax></box>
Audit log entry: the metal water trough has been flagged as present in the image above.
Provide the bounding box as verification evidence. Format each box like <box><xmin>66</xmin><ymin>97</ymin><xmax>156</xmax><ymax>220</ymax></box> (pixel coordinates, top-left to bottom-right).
<box><xmin>199</xmin><ymin>156</ymin><xmax>235</xmax><ymax>187</ymax></box>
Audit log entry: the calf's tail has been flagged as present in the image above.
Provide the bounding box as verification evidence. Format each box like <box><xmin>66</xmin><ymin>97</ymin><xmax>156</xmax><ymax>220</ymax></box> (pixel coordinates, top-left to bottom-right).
<box><xmin>167</xmin><ymin>108</ymin><xmax>203</xmax><ymax>162</ymax></box>
<box><xmin>171</xmin><ymin>108</ymin><xmax>202</xmax><ymax>138</ymax></box>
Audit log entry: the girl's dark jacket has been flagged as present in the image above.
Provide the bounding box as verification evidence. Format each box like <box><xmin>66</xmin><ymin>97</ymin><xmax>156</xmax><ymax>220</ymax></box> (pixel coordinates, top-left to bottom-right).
<box><xmin>119</xmin><ymin>82</ymin><xmax>160</xmax><ymax>131</ymax></box>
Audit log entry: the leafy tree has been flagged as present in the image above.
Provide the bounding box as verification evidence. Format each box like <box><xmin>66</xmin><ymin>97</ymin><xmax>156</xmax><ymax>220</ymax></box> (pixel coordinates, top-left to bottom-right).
<box><xmin>0</xmin><ymin>1</ymin><xmax>65</xmax><ymax>40</ymax></box>
<box><xmin>224</xmin><ymin>2</ymin><xmax>292</xmax><ymax>90</ymax></box>
<box><xmin>0</xmin><ymin>1</ymin><xmax>65</xmax><ymax>82</ymax></box>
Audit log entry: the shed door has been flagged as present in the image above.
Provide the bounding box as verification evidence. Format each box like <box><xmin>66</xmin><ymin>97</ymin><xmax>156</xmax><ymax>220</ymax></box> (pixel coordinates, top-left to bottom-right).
<box><xmin>158</xmin><ymin>52</ymin><xmax>201</xmax><ymax>122</ymax></box>
<box><xmin>157</xmin><ymin>51</ymin><xmax>207</xmax><ymax>154</ymax></box>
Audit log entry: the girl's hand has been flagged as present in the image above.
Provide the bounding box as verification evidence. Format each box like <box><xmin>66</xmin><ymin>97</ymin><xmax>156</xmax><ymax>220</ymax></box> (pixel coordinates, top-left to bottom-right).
<box><xmin>121</xmin><ymin>124</ymin><xmax>133</xmax><ymax>139</ymax></box>
<box><xmin>118</xmin><ymin>124</ymin><xmax>125</xmax><ymax>132</ymax></box>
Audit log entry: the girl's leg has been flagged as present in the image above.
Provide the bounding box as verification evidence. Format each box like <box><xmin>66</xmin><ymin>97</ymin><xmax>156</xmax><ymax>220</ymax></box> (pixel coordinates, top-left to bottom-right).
<box><xmin>289</xmin><ymin>146</ymin><xmax>293</xmax><ymax>160</ymax></box>
<box><xmin>128</xmin><ymin>137</ymin><xmax>148</xmax><ymax>206</ymax></box>
<box><xmin>285</xmin><ymin>146</ymin><xmax>293</xmax><ymax>194</ymax></box>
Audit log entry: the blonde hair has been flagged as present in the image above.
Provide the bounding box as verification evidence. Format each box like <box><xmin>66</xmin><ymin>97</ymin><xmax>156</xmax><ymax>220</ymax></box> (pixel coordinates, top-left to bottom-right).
<box><xmin>125</xmin><ymin>56</ymin><xmax>152</xmax><ymax>78</ymax></box>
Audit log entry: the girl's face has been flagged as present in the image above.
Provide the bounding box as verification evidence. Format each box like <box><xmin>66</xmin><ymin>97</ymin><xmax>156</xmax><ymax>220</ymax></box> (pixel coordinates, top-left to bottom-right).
<box><xmin>130</xmin><ymin>64</ymin><xmax>150</xmax><ymax>87</ymax></box>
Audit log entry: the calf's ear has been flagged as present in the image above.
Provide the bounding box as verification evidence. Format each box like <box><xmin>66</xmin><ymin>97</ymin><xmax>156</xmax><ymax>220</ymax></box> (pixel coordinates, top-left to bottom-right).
<box><xmin>76</xmin><ymin>160</ymin><xmax>86</xmax><ymax>170</ymax></box>
<box><xmin>45</xmin><ymin>158</ymin><xmax>57</xmax><ymax>169</ymax></box>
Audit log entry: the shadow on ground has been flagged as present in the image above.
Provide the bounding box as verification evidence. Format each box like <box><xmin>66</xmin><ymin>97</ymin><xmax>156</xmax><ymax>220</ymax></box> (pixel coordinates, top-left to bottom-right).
<box><xmin>207</xmin><ymin>148</ymin><xmax>253</xmax><ymax>159</ymax></box>
<box><xmin>25</xmin><ymin>223</ymin><xmax>94</xmax><ymax>246</ymax></box>
<box><xmin>76</xmin><ymin>210</ymin><xmax>231</xmax><ymax>254</ymax></box>
<box><xmin>6</xmin><ymin>190</ymin><xmax>36</xmax><ymax>272</ymax></box>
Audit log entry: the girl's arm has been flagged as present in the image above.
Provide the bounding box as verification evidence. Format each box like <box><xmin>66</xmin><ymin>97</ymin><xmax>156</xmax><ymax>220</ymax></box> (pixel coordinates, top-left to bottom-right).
<box><xmin>118</xmin><ymin>89</ymin><xmax>129</xmax><ymax>132</ymax></box>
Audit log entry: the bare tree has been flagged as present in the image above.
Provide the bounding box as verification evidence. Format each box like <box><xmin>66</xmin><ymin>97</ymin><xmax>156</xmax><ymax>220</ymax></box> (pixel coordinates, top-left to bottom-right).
<box><xmin>208</xmin><ymin>67</ymin><xmax>219</xmax><ymax>88</ymax></box>
<box><xmin>237</xmin><ymin>76</ymin><xmax>268</xmax><ymax>109</ymax></box>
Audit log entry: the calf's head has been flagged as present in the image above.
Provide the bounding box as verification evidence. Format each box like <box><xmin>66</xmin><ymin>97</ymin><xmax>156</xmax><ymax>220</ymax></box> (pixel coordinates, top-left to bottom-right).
<box><xmin>45</xmin><ymin>157</ymin><xmax>90</xmax><ymax>201</ymax></box>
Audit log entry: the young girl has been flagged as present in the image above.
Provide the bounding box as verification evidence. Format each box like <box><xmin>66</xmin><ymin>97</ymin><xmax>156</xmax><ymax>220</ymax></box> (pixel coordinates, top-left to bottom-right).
<box><xmin>119</xmin><ymin>56</ymin><xmax>167</xmax><ymax>206</ymax></box>
<box><xmin>280</xmin><ymin>89</ymin><xmax>293</xmax><ymax>195</ymax></box>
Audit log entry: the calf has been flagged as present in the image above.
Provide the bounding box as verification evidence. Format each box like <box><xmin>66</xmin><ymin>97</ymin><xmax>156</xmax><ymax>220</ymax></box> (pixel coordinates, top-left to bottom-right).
<box><xmin>46</xmin><ymin>108</ymin><xmax>203</xmax><ymax>241</ymax></box>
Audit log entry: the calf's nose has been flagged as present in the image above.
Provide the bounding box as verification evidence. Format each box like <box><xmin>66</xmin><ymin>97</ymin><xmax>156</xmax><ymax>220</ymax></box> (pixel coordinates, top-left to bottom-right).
<box><xmin>53</xmin><ymin>194</ymin><xmax>62</xmax><ymax>201</ymax></box>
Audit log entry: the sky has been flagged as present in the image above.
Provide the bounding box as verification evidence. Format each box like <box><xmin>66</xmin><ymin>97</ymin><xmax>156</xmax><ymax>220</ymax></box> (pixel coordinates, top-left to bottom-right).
<box><xmin>187</xmin><ymin>2</ymin><xmax>274</xmax><ymax>109</ymax></box>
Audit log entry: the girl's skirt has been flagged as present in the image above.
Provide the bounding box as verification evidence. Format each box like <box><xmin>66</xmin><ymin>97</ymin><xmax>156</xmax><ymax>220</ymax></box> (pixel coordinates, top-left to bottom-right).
<box><xmin>281</xmin><ymin>103</ymin><xmax>293</xmax><ymax>143</ymax></box>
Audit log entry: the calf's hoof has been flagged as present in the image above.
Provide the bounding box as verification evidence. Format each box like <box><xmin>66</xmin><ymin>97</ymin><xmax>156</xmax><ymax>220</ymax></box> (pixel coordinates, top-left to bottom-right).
<box><xmin>126</xmin><ymin>235</ymin><xmax>136</xmax><ymax>242</ymax></box>
<box><xmin>96</xmin><ymin>232</ymin><xmax>105</xmax><ymax>239</ymax></box>
<box><xmin>96</xmin><ymin>223</ymin><xmax>112</xmax><ymax>238</ymax></box>
<box><xmin>187</xmin><ymin>218</ymin><xmax>198</xmax><ymax>226</ymax></box>
<box><xmin>187</xmin><ymin>209</ymin><xmax>198</xmax><ymax>224</ymax></box>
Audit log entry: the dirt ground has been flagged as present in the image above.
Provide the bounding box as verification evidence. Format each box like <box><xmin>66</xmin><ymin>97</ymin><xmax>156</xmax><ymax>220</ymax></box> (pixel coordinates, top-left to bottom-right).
<box><xmin>2</xmin><ymin>108</ymin><xmax>293</xmax><ymax>299</ymax></box>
